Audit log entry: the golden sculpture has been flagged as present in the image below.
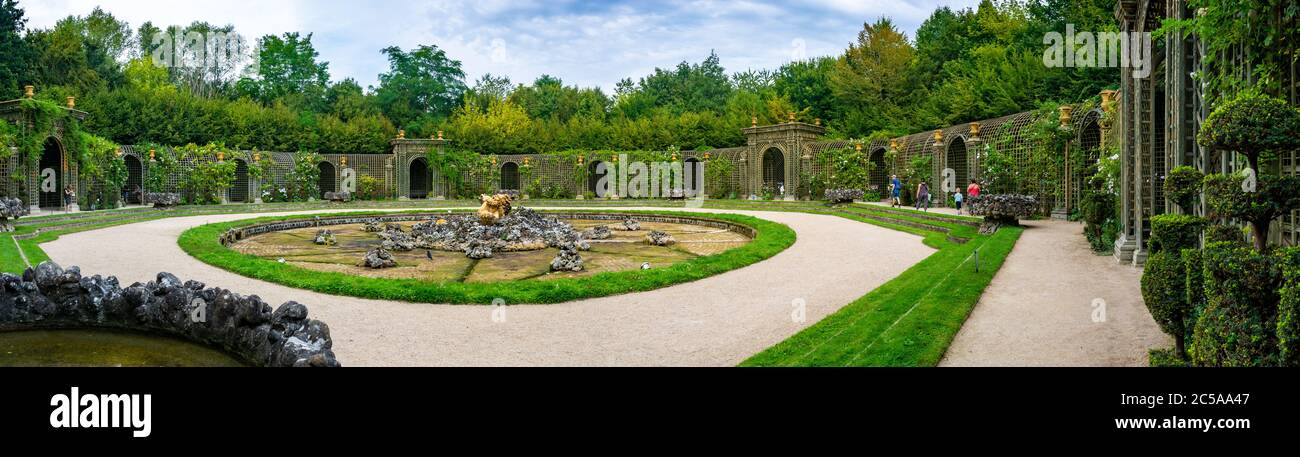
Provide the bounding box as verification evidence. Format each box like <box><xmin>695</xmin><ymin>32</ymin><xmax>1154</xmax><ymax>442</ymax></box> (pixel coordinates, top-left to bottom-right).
<box><xmin>477</xmin><ymin>194</ymin><xmax>513</xmax><ymax>226</ymax></box>
<box><xmin>24</xmin><ymin>85</ymin><xmax>34</xmax><ymax>98</ymax></box>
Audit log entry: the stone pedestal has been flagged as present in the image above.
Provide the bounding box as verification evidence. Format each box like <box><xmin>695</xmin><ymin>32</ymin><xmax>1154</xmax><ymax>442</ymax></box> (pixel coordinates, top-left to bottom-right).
<box><xmin>783</xmin><ymin>195</ymin><xmax>796</xmax><ymax>202</ymax></box>
<box><xmin>433</xmin><ymin>196</ymin><xmax>446</xmax><ymax>201</ymax></box>
<box><xmin>254</xmin><ymin>197</ymin><xmax>264</xmax><ymax>204</ymax></box>
<box><xmin>1114</xmin><ymin>235</ymin><xmax>1137</xmax><ymax>264</ymax></box>
<box><xmin>399</xmin><ymin>196</ymin><xmax>410</xmax><ymax>201</ymax></box>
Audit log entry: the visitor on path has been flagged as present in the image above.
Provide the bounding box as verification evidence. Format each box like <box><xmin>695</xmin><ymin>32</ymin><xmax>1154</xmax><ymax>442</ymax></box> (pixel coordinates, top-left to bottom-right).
<box><xmin>953</xmin><ymin>189</ymin><xmax>964</xmax><ymax>215</ymax></box>
<box><xmin>63</xmin><ymin>185</ymin><xmax>74</xmax><ymax>211</ymax></box>
<box><xmin>967</xmin><ymin>180</ymin><xmax>981</xmax><ymax>199</ymax></box>
<box><xmin>915</xmin><ymin>182</ymin><xmax>930</xmax><ymax>211</ymax></box>
<box><xmin>890</xmin><ymin>175</ymin><xmax>902</xmax><ymax>207</ymax></box>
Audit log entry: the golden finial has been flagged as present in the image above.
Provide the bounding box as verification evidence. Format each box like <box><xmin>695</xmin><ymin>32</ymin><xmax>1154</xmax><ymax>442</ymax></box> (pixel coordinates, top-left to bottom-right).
<box><xmin>523</xmin><ymin>156</ymin><xmax>530</xmax><ymax>166</ymax></box>
<box><xmin>115</xmin><ymin>147</ymin><xmax>122</xmax><ymax>157</ymax></box>
<box><xmin>933</xmin><ymin>130</ymin><xmax>944</xmax><ymax>147</ymax></box>
<box><xmin>751</xmin><ymin>116</ymin><xmax>757</xmax><ymax>127</ymax></box>
<box><xmin>788</xmin><ymin>111</ymin><xmax>796</xmax><ymax>123</ymax></box>
<box><xmin>577</xmin><ymin>155</ymin><xmax>584</xmax><ymax>165</ymax></box>
<box><xmin>671</xmin><ymin>151</ymin><xmax>677</xmax><ymax>161</ymax></box>
<box><xmin>217</xmin><ymin>150</ymin><xmax>224</xmax><ymax>162</ymax></box>
<box><xmin>437</xmin><ymin>130</ymin><xmax>444</xmax><ymax>140</ymax></box>
<box><xmin>1100</xmin><ymin>90</ymin><xmax>1117</xmax><ymax>112</ymax></box>
<box><xmin>890</xmin><ymin>139</ymin><xmax>899</xmax><ymax>151</ymax></box>
<box><xmin>1059</xmin><ymin>105</ymin><xmax>1073</xmax><ymax>127</ymax></box>
<box><xmin>23</xmin><ymin>85</ymin><xmax>34</xmax><ymax>99</ymax></box>
<box><xmin>611</xmin><ymin>153</ymin><xmax>618</xmax><ymax>163</ymax></box>
<box><xmin>149</xmin><ymin>149</ymin><xmax>156</xmax><ymax>161</ymax></box>
<box><xmin>703</xmin><ymin>151</ymin><xmax>711</xmax><ymax>160</ymax></box>
<box><xmin>969</xmin><ymin>122</ymin><xmax>981</xmax><ymax>138</ymax></box>
<box><xmin>855</xmin><ymin>143</ymin><xmax>863</xmax><ymax>152</ymax></box>
<box><xmin>253</xmin><ymin>151</ymin><xmax>261</xmax><ymax>163</ymax></box>
<box><xmin>66</xmin><ymin>96</ymin><xmax>76</xmax><ymax>109</ymax></box>
<box><xmin>397</xmin><ymin>129</ymin><xmax>406</xmax><ymax>139</ymax></box>
<box><xmin>814</xmin><ymin>118</ymin><xmax>821</xmax><ymax>127</ymax></box>
<box><xmin>340</xmin><ymin>156</ymin><xmax>348</xmax><ymax>167</ymax></box>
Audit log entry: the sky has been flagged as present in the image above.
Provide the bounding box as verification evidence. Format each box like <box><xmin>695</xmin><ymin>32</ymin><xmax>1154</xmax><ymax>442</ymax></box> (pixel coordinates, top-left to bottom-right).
<box><xmin>21</xmin><ymin>0</ymin><xmax>983</xmax><ymax>94</ymax></box>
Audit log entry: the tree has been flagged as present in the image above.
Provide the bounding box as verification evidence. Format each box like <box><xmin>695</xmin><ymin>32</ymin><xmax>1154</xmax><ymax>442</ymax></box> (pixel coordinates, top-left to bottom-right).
<box><xmin>0</xmin><ymin>0</ymin><xmax>34</xmax><ymax>95</ymax></box>
<box><xmin>829</xmin><ymin>18</ymin><xmax>916</xmax><ymax>137</ymax></box>
<box><xmin>240</xmin><ymin>32</ymin><xmax>330</xmax><ymax>110</ymax></box>
<box><xmin>373</xmin><ymin>44</ymin><xmax>467</xmax><ymax>132</ymax></box>
<box><xmin>325</xmin><ymin>78</ymin><xmax>378</xmax><ymax>121</ymax></box>
<box><xmin>773</xmin><ymin>57</ymin><xmax>835</xmax><ymax>122</ymax></box>
<box><xmin>619</xmin><ymin>52</ymin><xmax>732</xmax><ymax>116</ymax></box>
<box><xmin>1198</xmin><ymin>91</ymin><xmax>1300</xmax><ymax>173</ymax></box>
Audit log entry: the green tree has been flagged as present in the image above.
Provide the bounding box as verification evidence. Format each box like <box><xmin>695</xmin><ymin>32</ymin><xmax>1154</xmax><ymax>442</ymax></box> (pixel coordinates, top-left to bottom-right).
<box><xmin>829</xmin><ymin>18</ymin><xmax>916</xmax><ymax>137</ymax></box>
<box><xmin>239</xmin><ymin>32</ymin><xmax>330</xmax><ymax>111</ymax></box>
<box><xmin>0</xmin><ymin>0</ymin><xmax>34</xmax><ymax>95</ymax></box>
<box><xmin>373</xmin><ymin>44</ymin><xmax>467</xmax><ymax>132</ymax></box>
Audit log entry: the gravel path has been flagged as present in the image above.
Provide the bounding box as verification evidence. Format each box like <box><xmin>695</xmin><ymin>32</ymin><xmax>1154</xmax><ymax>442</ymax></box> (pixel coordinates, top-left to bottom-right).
<box><xmin>939</xmin><ymin>220</ymin><xmax>1169</xmax><ymax>367</ymax></box>
<box><xmin>41</xmin><ymin>207</ymin><xmax>934</xmax><ymax>366</ymax></box>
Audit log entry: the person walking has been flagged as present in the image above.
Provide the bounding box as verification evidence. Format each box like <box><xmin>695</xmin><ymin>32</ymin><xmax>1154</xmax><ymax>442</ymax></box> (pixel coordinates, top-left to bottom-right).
<box><xmin>967</xmin><ymin>180</ymin><xmax>981</xmax><ymax>199</ymax></box>
<box><xmin>915</xmin><ymin>181</ymin><xmax>930</xmax><ymax>212</ymax></box>
<box><xmin>953</xmin><ymin>189</ymin><xmax>964</xmax><ymax>215</ymax></box>
<box><xmin>890</xmin><ymin>175</ymin><xmax>902</xmax><ymax>208</ymax></box>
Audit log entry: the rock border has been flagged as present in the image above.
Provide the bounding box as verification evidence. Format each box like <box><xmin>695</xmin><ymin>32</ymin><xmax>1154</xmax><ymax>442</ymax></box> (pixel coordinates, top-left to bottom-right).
<box><xmin>0</xmin><ymin>261</ymin><xmax>341</xmax><ymax>367</ymax></box>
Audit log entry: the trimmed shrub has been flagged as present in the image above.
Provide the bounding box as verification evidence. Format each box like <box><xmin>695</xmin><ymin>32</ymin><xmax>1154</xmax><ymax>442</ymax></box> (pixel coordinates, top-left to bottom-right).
<box><xmin>1205</xmin><ymin>223</ymin><xmax>1245</xmax><ymax>245</ymax></box>
<box><xmin>1080</xmin><ymin>190</ymin><xmax>1116</xmax><ymax>252</ymax></box>
<box><xmin>1142</xmin><ymin>251</ymin><xmax>1192</xmax><ymax>358</ymax></box>
<box><xmin>1183</xmin><ymin>248</ymin><xmax>1205</xmax><ymax>317</ymax></box>
<box><xmin>1278</xmin><ymin>248</ymin><xmax>1300</xmax><ymax>366</ymax></box>
<box><xmin>1164</xmin><ymin>165</ymin><xmax>1204</xmax><ymax>211</ymax></box>
<box><xmin>1204</xmin><ymin>172</ymin><xmax>1300</xmax><ymax>252</ymax></box>
<box><xmin>1189</xmin><ymin>242</ymin><xmax>1283</xmax><ymax>366</ymax></box>
<box><xmin>1197</xmin><ymin>91</ymin><xmax>1300</xmax><ymax>173</ymax></box>
<box><xmin>1148</xmin><ymin>214</ymin><xmax>1205</xmax><ymax>253</ymax></box>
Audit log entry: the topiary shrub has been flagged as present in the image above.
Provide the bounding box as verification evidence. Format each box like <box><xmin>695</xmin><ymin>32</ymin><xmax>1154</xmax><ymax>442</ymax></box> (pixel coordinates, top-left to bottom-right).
<box><xmin>1197</xmin><ymin>91</ymin><xmax>1300</xmax><ymax>174</ymax></box>
<box><xmin>1205</xmin><ymin>223</ymin><xmax>1246</xmax><ymax>246</ymax></box>
<box><xmin>967</xmin><ymin>194</ymin><xmax>1037</xmax><ymax>234</ymax></box>
<box><xmin>1142</xmin><ymin>250</ymin><xmax>1193</xmax><ymax>358</ymax></box>
<box><xmin>1164</xmin><ymin>165</ymin><xmax>1204</xmax><ymax>212</ymax></box>
<box><xmin>1080</xmin><ymin>190</ymin><xmax>1116</xmax><ymax>252</ymax></box>
<box><xmin>1278</xmin><ymin>248</ymin><xmax>1300</xmax><ymax>366</ymax></box>
<box><xmin>1189</xmin><ymin>242</ymin><xmax>1283</xmax><ymax>366</ymax></box>
<box><xmin>1204</xmin><ymin>172</ymin><xmax>1300</xmax><ymax>252</ymax></box>
<box><xmin>1183</xmin><ymin>248</ymin><xmax>1205</xmax><ymax>318</ymax></box>
<box><xmin>1148</xmin><ymin>214</ymin><xmax>1205</xmax><ymax>253</ymax></box>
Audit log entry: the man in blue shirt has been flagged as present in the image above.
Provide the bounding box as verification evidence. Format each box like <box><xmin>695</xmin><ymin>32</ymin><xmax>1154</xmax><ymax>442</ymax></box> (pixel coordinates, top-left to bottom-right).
<box><xmin>890</xmin><ymin>175</ymin><xmax>902</xmax><ymax>208</ymax></box>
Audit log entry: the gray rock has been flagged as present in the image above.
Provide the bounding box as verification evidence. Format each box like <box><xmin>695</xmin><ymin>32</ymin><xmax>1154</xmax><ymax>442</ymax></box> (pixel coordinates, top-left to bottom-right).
<box><xmin>619</xmin><ymin>218</ymin><xmax>641</xmax><ymax>231</ymax></box>
<box><xmin>0</xmin><ymin>197</ymin><xmax>28</xmax><ymax>232</ymax></box>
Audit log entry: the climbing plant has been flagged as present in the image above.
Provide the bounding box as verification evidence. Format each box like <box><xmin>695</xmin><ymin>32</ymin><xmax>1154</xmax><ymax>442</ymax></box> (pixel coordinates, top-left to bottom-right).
<box><xmin>814</xmin><ymin>141</ymin><xmax>872</xmax><ymax>197</ymax></box>
<box><xmin>175</xmin><ymin>143</ymin><xmax>237</xmax><ymax>205</ymax></box>
<box><xmin>76</xmin><ymin>133</ymin><xmax>126</xmax><ymax>210</ymax></box>
<box><xmin>285</xmin><ymin>151</ymin><xmax>323</xmax><ymax>202</ymax></box>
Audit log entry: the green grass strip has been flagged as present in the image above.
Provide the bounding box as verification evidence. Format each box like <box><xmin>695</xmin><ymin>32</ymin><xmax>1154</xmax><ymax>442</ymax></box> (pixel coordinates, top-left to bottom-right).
<box><xmin>740</xmin><ymin>226</ymin><xmax>1022</xmax><ymax>367</ymax></box>
<box><xmin>178</xmin><ymin>209</ymin><xmax>795</xmax><ymax>304</ymax></box>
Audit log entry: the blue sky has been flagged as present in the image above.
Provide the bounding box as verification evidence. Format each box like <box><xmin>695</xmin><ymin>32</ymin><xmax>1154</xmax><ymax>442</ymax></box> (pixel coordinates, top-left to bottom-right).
<box><xmin>23</xmin><ymin>0</ymin><xmax>983</xmax><ymax>93</ymax></box>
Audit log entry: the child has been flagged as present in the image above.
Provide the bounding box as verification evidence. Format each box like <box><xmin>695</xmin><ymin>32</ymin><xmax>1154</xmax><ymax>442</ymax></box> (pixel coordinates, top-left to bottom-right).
<box><xmin>953</xmin><ymin>190</ymin><xmax>964</xmax><ymax>215</ymax></box>
<box><xmin>890</xmin><ymin>175</ymin><xmax>902</xmax><ymax>207</ymax></box>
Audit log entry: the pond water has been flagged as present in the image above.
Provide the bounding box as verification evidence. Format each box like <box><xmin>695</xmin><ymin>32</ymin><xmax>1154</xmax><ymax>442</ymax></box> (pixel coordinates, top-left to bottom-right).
<box><xmin>0</xmin><ymin>329</ymin><xmax>247</xmax><ymax>367</ymax></box>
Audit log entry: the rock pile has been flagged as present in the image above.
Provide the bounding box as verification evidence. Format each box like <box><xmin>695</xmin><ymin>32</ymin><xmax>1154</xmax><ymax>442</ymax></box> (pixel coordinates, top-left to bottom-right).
<box><xmin>0</xmin><ymin>197</ymin><xmax>28</xmax><ymax>232</ymax></box>
<box><xmin>646</xmin><ymin>230</ymin><xmax>676</xmax><ymax>246</ymax></box>
<box><xmin>361</xmin><ymin>246</ymin><xmax>397</xmax><ymax>269</ymax></box>
<box><xmin>313</xmin><ymin>230</ymin><xmax>336</xmax><ymax>245</ymax></box>
<box><xmin>582</xmin><ymin>225</ymin><xmax>612</xmax><ymax>240</ymax></box>
<box><xmin>0</xmin><ymin>262</ymin><xmax>340</xmax><ymax>367</ymax></box>
<box><xmin>144</xmin><ymin>192</ymin><xmax>181</xmax><ymax>208</ymax></box>
<box><xmin>618</xmin><ymin>218</ymin><xmax>641</xmax><ymax>231</ymax></box>
<box><xmin>967</xmin><ymin>194</ymin><xmax>1039</xmax><ymax>234</ymax></box>
<box><xmin>550</xmin><ymin>242</ymin><xmax>584</xmax><ymax>272</ymax></box>
<box><xmin>398</xmin><ymin>207</ymin><xmax>588</xmax><ymax>259</ymax></box>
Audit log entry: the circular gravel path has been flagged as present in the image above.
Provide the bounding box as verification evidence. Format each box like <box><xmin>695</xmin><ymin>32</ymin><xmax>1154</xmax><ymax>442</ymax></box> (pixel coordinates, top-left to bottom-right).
<box><xmin>41</xmin><ymin>207</ymin><xmax>934</xmax><ymax>366</ymax></box>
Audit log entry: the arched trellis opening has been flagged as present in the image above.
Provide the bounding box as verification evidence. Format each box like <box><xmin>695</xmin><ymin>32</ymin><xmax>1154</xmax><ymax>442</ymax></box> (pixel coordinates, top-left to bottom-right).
<box><xmin>500</xmin><ymin>162</ymin><xmax>519</xmax><ymax>191</ymax></box>
<box><xmin>409</xmin><ymin>157</ymin><xmax>431</xmax><ymax>199</ymax></box>
<box><xmin>230</xmin><ymin>159</ymin><xmax>250</xmax><ymax>203</ymax></box>
<box><xmin>317</xmin><ymin>161</ymin><xmax>336</xmax><ymax>199</ymax></box>
<box><xmin>38</xmin><ymin>137</ymin><xmax>63</xmax><ymax>209</ymax></box>
<box><xmin>123</xmin><ymin>154</ymin><xmax>143</xmax><ymax>204</ymax></box>
<box><xmin>946</xmin><ymin>137</ymin><xmax>969</xmax><ymax>195</ymax></box>
<box><xmin>1078</xmin><ymin>116</ymin><xmax>1102</xmax><ymax>188</ymax></box>
<box><xmin>869</xmin><ymin>148</ymin><xmax>888</xmax><ymax>193</ymax></box>
<box><xmin>684</xmin><ymin>158</ymin><xmax>702</xmax><ymax>196</ymax></box>
<box><xmin>761</xmin><ymin>147</ymin><xmax>784</xmax><ymax>195</ymax></box>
